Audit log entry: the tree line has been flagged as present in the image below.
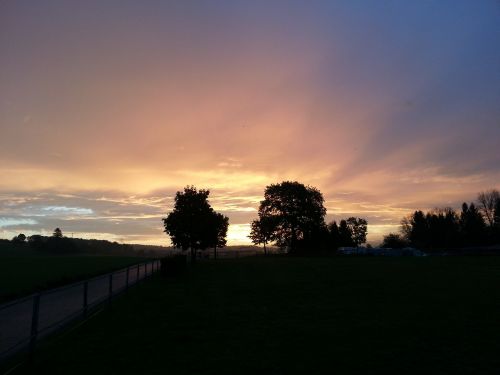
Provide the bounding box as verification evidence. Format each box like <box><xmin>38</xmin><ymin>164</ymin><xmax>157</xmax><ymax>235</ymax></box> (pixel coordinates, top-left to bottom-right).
<box><xmin>164</xmin><ymin>182</ymin><xmax>368</xmax><ymax>258</ymax></box>
<box><xmin>382</xmin><ymin>189</ymin><xmax>500</xmax><ymax>250</ymax></box>
<box><xmin>9</xmin><ymin>228</ymin><xmax>140</xmax><ymax>256</ymax></box>
<box><xmin>8</xmin><ymin>184</ymin><xmax>498</xmax><ymax>256</ymax></box>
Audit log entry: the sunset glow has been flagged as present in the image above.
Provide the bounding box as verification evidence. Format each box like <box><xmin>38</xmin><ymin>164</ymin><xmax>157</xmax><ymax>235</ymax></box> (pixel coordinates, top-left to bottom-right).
<box><xmin>1</xmin><ymin>1</ymin><xmax>499</xmax><ymax>246</ymax></box>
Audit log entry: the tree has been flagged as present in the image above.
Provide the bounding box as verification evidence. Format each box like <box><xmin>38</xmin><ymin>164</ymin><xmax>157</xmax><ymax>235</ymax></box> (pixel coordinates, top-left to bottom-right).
<box><xmin>346</xmin><ymin>217</ymin><xmax>368</xmax><ymax>246</ymax></box>
<box><xmin>477</xmin><ymin>189</ymin><xmax>500</xmax><ymax>227</ymax></box>
<box><xmin>253</xmin><ymin>181</ymin><xmax>326</xmax><ymax>253</ymax></box>
<box><xmin>207</xmin><ymin>212</ymin><xmax>229</xmax><ymax>259</ymax></box>
<box><xmin>380</xmin><ymin>233</ymin><xmax>408</xmax><ymax>248</ymax></box>
<box><xmin>427</xmin><ymin>208</ymin><xmax>460</xmax><ymax>249</ymax></box>
<box><xmin>459</xmin><ymin>202</ymin><xmax>486</xmax><ymax>246</ymax></box>
<box><xmin>338</xmin><ymin>219</ymin><xmax>354</xmax><ymax>247</ymax></box>
<box><xmin>402</xmin><ymin>208</ymin><xmax>470</xmax><ymax>249</ymax></box>
<box><xmin>494</xmin><ymin>199</ymin><xmax>500</xmax><ymax>228</ymax></box>
<box><xmin>327</xmin><ymin>221</ymin><xmax>341</xmax><ymax>250</ymax></box>
<box><xmin>249</xmin><ymin>215</ymin><xmax>276</xmax><ymax>255</ymax></box>
<box><xmin>53</xmin><ymin>228</ymin><xmax>63</xmax><ymax>238</ymax></box>
<box><xmin>494</xmin><ymin>199</ymin><xmax>500</xmax><ymax>242</ymax></box>
<box><xmin>28</xmin><ymin>234</ymin><xmax>44</xmax><ymax>248</ymax></box>
<box><xmin>494</xmin><ymin>199</ymin><xmax>500</xmax><ymax>226</ymax></box>
<box><xmin>402</xmin><ymin>211</ymin><xmax>428</xmax><ymax>248</ymax></box>
<box><xmin>163</xmin><ymin>186</ymin><xmax>229</xmax><ymax>262</ymax></box>
<box><xmin>11</xmin><ymin>233</ymin><xmax>26</xmax><ymax>244</ymax></box>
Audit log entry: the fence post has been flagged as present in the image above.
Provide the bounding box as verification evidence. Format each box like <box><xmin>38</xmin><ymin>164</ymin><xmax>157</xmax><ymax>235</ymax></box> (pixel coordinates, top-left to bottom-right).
<box><xmin>136</xmin><ymin>264</ymin><xmax>140</xmax><ymax>283</ymax></box>
<box><xmin>83</xmin><ymin>281</ymin><xmax>88</xmax><ymax>318</ymax></box>
<box><xmin>126</xmin><ymin>266</ymin><xmax>130</xmax><ymax>291</ymax></box>
<box><xmin>108</xmin><ymin>273</ymin><xmax>113</xmax><ymax>303</ymax></box>
<box><xmin>29</xmin><ymin>294</ymin><xmax>41</xmax><ymax>359</ymax></box>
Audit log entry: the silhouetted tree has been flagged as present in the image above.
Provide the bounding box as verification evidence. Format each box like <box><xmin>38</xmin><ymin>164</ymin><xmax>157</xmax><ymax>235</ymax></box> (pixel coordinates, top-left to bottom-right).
<box><xmin>163</xmin><ymin>186</ymin><xmax>229</xmax><ymax>262</ymax></box>
<box><xmin>494</xmin><ymin>199</ymin><xmax>500</xmax><ymax>227</ymax></box>
<box><xmin>207</xmin><ymin>212</ymin><xmax>229</xmax><ymax>259</ymax></box>
<box><xmin>381</xmin><ymin>233</ymin><xmax>408</xmax><ymax>248</ymax></box>
<box><xmin>477</xmin><ymin>189</ymin><xmax>500</xmax><ymax>227</ymax></box>
<box><xmin>11</xmin><ymin>233</ymin><xmax>26</xmax><ymax>244</ymax></box>
<box><xmin>254</xmin><ymin>181</ymin><xmax>326</xmax><ymax>253</ymax></box>
<box><xmin>53</xmin><ymin>228</ymin><xmax>63</xmax><ymax>238</ymax></box>
<box><xmin>403</xmin><ymin>208</ymin><xmax>464</xmax><ymax>249</ymax></box>
<box><xmin>494</xmin><ymin>199</ymin><xmax>500</xmax><ymax>243</ymax></box>
<box><xmin>28</xmin><ymin>235</ymin><xmax>44</xmax><ymax>248</ymax></box>
<box><xmin>249</xmin><ymin>215</ymin><xmax>276</xmax><ymax>255</ymax></box>
<box><xmin>306</xmin><ymin>224</ymin><xmax>331</xmax><ymax>253</ymax></box>
<box><xmin>402</xmin><ymin>211</ymin><xmax>428</xmax><ymax>248</ymax></box>
<box><xmin>459</xmin><ymin>203</ymin><xmax>486</xmax><ymax>246</ymax></box>
<box><xmin>346</xmin><ymin>217</ymin><xmax>368</xmax><ymax>246</ymax></box>
<box><xmin>427</xmin><ymin>208</ymin><xmax>460</xmax><ymax>249</ymax></box>
<box><xmin>338</xmin><ymin>219</ymin><xmax>355</xmax><ymax>247</ymax></box>
<box><xmin>327</xmin><ymin>221</ymin><xmax>341</xmax><ymax>250</ymax></box>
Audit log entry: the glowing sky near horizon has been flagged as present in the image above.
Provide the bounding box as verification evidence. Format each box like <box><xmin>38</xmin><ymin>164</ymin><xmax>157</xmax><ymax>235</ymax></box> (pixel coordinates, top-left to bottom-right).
<box><xmin>1</xmin><ymin>1</ymin><xmax>499</xmax><ymax>246</ymax></box>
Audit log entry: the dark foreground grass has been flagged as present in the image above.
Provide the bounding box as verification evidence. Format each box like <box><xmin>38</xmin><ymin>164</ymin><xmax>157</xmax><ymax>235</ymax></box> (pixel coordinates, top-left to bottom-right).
<box><xmin>14</xmin><ymin>256</ymin><xmax>500</xmax><ymax>375</ymax></box>
<box><xmin>0</xmin><ymin>248</ymin><xmax>146</xmax><ymax>302</ymax></box>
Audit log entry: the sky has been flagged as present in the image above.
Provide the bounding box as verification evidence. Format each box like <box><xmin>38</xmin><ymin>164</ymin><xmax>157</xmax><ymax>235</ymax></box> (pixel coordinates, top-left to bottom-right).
<box><xmin>1</xmin><ymin>0</ymin><xmax>499</xmax><ymax>246</ymax></box>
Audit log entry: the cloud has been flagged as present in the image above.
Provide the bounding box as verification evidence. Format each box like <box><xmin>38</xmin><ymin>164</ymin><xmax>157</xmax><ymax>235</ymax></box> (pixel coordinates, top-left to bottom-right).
<box><xmin>0</xmin><ymin>217</ymin><xmax>38</xmax><ymax>228</ymax></box>
<box><xmin>41</xmin><ymin>206</ymin><xmax>93</xmax><ymax>215</ymax></box>
<box><xmin>0</xmin><ymin>1</ymin><xmax>499</xmax><ymax>245</ymax></box>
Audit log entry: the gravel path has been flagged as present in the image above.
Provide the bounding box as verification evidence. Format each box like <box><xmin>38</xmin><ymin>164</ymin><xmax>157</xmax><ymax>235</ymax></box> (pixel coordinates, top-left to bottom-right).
<box><xmin>0</xmin><ymin>262</ymin><xmax>154</xmax><ymax>360</ymax></box>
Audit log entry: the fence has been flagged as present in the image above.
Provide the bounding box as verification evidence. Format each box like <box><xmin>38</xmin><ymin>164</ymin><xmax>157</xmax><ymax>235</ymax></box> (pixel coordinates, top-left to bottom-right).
<box><xmin>192</xmin><ymin>250</ymin><xmax>266</xmax><ymax>261</ymax></box>
<box><xmin>0</xmin><ymin>259</ymin><xmax>160</xmax><ymax>363</ymax></box>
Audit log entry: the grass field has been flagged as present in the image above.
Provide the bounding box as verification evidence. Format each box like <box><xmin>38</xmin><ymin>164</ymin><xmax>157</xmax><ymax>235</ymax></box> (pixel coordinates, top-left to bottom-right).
<box><xmin>0</xmin><ymin>246</ymin><xmax>146</xmax><ymax>302</ymax></box>
<box><xmin>13</xmin><ymin>256</ymin><xmax>500</xmax><ymax>374</ymax></box>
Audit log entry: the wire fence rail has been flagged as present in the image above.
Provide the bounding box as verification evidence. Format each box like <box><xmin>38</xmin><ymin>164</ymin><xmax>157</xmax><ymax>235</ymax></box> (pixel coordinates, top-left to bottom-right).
<box><xmin>192</xmin><ymin>250</ymin><xmax>269</xmax><ymax>261</ymax></box>
<box><xmin>0</xmin><ymin>259</ymin><xmax>160</xmax><ymax>363</ymax></box>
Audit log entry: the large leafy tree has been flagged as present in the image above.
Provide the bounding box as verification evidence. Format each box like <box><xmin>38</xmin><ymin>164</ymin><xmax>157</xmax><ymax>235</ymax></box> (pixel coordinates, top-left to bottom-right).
<box><xmin>253</xmin><ymin>181</ymin><xmax>326</xmax><ymax>253</ymax></box>
<box><xmin>163</xmin><ymin>186</ymin><xmax>229</xmax><ymax>261</ymax></box>
<box><xmin>346</xmin><ymin>217</ymin><xmax>368</xmax><ymax>246</ymax></box>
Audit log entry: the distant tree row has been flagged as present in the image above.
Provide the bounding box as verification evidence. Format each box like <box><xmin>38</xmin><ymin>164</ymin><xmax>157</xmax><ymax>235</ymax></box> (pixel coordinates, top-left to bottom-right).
<box><xmin>382</xmin><ymin>189</ymin><xmax>500</xmax><ymax>249</ymax></box>
<box><xmin>9</xmin><ymin>228</ymin><xmax>139</xmax><ymax>256</ymax></box>
<box><xmin>11</xmin><ymin>227</ymin><xmax>63</xmax><ymax>244</ymax></box>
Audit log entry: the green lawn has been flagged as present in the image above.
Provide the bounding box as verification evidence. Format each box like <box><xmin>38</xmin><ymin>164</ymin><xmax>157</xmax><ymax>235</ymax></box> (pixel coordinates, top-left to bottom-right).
<box><xmin>13</xmin><ymin>256</ymin><xmax>500</xmax><ymax>375</ymax></box>
<box><xmin>0</xmin><ymin>246</ymin><xmax>146</xmax><ymax>302</ymax></box>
